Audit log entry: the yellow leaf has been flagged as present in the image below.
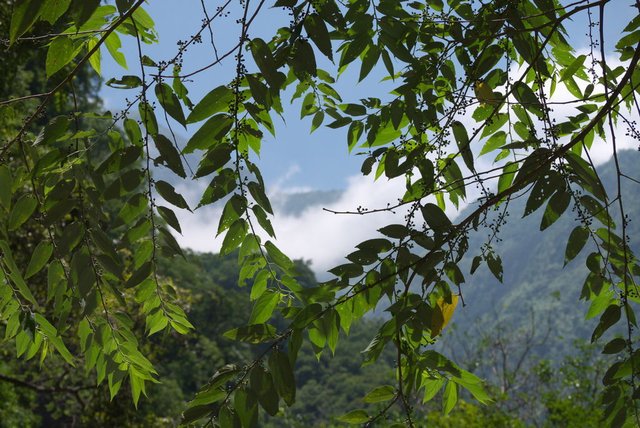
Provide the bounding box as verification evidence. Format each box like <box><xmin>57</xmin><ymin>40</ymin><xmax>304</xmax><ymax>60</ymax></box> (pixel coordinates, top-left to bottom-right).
<box><xmin>431</xmin><ymin>295</ymin><xmax>459</xmax><ymax>337</ymax></box>
<box><xmin>474</xmin><ymin>80</ymin><xmax>501</xmax><ymax>106</ymax></box>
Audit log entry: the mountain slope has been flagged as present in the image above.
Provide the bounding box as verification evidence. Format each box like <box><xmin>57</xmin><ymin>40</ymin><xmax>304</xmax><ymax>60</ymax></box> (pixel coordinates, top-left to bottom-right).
<box><xmin>444</xmin><ymin>150</ymin><xmax>640</xmax><ymax>357</ymax></box>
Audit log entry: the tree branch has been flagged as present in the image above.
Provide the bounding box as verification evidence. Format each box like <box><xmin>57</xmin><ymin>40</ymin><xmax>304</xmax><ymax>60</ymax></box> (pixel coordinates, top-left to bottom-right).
<box><xmin>0</xmin><ymin>373</ymin><xmax>95</xmax><ymax>394</ymax></box>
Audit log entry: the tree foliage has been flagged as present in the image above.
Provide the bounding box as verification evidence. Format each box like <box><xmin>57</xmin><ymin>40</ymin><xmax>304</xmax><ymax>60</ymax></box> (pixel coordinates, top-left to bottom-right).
<box><xmin>1</xmin><ymin>0</ymin><xmax>640</xmax><ymax>426</ymax></box>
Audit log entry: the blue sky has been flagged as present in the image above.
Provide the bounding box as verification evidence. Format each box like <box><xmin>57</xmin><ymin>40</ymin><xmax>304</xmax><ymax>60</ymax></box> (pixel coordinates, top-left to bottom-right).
<box><xmin>100</xmin><ymin>0</ymin><xmax>633</xmax><ymax>190</ymax></box>
<box><xmin>100</xmin><ymin>0</ymin><xmax>373</xmax><ymax>191</ymax></box>
<box><xmin>98</xmin><ymin>1</ymin><xmax>639</xmax><ymax>271</ymax></box>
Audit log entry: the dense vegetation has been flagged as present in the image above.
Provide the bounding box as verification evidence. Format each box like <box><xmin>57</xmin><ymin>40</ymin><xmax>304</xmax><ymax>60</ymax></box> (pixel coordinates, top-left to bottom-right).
<box><xmin>1</xmin><ymin>0</ymin><xmax>640</xmax><ymax>427</ymax></box>
<box><xmin>0</xmin><ymin>246</ymin><xmax>616</xmax><ymax>427</ymax></box>
<box><xmin>0</xmin><ymin>247</ymin><xmax>613</xmax><ymax>426</ymax></box>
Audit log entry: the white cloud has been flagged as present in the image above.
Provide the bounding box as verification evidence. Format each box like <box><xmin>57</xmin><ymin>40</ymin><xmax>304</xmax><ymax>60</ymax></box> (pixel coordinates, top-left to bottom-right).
<box><xmin>172</xmin><ymin>172</ymin><xmax>405</xmax><ymax>273</ymax></box>
<box><xmin>270</xmin><ymin>174</ymin><xmax>408</xmax><ymax>274</ymax></box>
<box><xmin>270</xmin><ymin>164</ymin><xmax>314</xmax><ymax>195</ymax></box>
<box><xmin>171</xmin><ymin>167</ymin><xmax>476</xmax><ymax>278</ymax></box>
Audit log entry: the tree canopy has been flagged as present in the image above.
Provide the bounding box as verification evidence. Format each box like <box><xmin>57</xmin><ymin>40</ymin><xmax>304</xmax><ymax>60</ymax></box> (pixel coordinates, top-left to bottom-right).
<box><xmin>1</xmin><ymin>0</ymin><xmax>640</xmax><ymax>426</ymax></box>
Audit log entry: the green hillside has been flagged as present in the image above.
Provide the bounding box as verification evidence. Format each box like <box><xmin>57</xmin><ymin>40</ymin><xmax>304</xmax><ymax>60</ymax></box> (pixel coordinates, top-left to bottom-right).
<box><xmin>444</xmin><ymin>150</ymin><xmax>640</xmax><ymax>357</ymax></box>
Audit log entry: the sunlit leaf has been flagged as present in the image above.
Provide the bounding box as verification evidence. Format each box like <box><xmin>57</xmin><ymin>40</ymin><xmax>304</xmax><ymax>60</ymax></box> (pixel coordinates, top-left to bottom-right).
<box><xmin>363</xmin><ymin>385</ymin><xmax>395</xmax><ymax>403</ymax></box>
<box><xmin>46</xmin><ymin>36</ymin><xmax>78</xmax><ymax>77</ymax></box>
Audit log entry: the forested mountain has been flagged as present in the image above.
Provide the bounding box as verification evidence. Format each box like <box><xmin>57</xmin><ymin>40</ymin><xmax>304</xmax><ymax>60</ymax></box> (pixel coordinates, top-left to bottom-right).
<box><xmin>444</xmin><ymin>151</ymin><xmax>640</xmax><ymax>358</ymax></box>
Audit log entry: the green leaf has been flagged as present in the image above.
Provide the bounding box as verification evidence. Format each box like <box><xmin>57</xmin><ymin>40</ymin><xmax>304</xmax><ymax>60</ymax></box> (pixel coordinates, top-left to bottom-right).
<box><xmin>486</xmin><ymin>252</ymin><xmax>503</xmax><ymax>282</ymax></box>
<box><xmin>359</xmin><ymin>44</ymin><xmax>380</xmax><ymax>82</ymax></box>
<box><xmin>603</xmin><ymin>338</ymin><xmax>627</xmax><ymax>354</ymax></box>
<box><xmin>10</xmin><ymin>0</ymin><xmax>45</xmax><ymax>44</ymax></box>
<box><xmin>46</xmin><ymin>36</ymin><xmax>78</xmax><ymax>77</ymax></box>
<box><xmin>0</xmin><ymin>241</ymin><xmax>37</xmax><ymax>304</ymax></box>
<box><xmin>40</xmin><ymin>0</ymin><xmax>71</xmax><ymax>25</ymax></box>
<box><xmin>0</xmin><ymin>166</ymin><xmax>12</xmax><ymax>210</ymax></box>
<box><xmin>234</xmin><ymin>388</ymin><xmax>258</xmax><ymax>428</ymax></box>
<box><xmin>512</xmin><ymin>81</ymin><xmax>543</xmax><ymax>117</ymax></box>
<box><xmin>514</xmin><ymin>148</ymin><xmax>551</xmax><ymax>186</ymax></box>
<box><xmin>442</xmin><ymin>381</ymin><xmax>458</xmax><ymax>415</ymax></box>
<box><xmin>217</xmin><ymin>194</ymin><xmax>246</xmax><ymax>235</ymax></box>
<box><xmin>560</xmin><ymin>54</ymin><xmax>586</xmax><ymax>81</ymax></box>
<box><xmin>155</xmin><ymin>83</ymin><xmax>186</xmax><ymax>126</ymax></box>
<box><xmin>480</xmin><ymin>113</ymin><xmax>509</xmax><ymax>138</ymax></box>
<box><xmin>223</xmin><ymin>324</ymin><xmax>277</xmax><ymax>343</ymax></box>
<box><xmin>129</xmin><ymin>372</ymin><xmax>143</xmax><ymax>408</ymax></box>
<box><xmin>8</xmin><ymin>194</ymin><xmax>37</xmax><ymax>231</ymax></box>
<box><xmin>523</xmin><ymin>171</ymin><xmax>562</xmax><ymax>217</ymax></box>
<box><xmin>195</xmin><ymin>143</ymin><xmax>234</xmax><ymax>178</ymax></box>
<box><xmin>198</xmin><ymin>169</ymin><xmax>237</xmax><ymax>207</ymax></box>
<box><xmin>540</xmin><ymin>188</ymin><xmax>571</xmax><ymax>230</ymax></box>
<box><xmin>218</xmin><ymin>405</ymin><xmax>241</xmax><ymax>428</ymax></box>
<box><xmin>40</xmin><ymin>115</ymin><xmax>70</xmax><ymax>145</ymax></box>
<box><xmin>422</xmin><ymin>377</ymin><xmax>445</xmax><ymax>402</ymax></box>
<box><xmin>124</xmin><ymin>118</ymin><xmax>143</xmax><ymax>145</ymax></box>
<box><xmin>139</xmin><ymin>101</ymin><xmax>158</xmax><ymax>136</ymax></box>
<box><xmin>452</xmin><ymin>370</ymin><xmax>492</xmax><ymax>405</ymax></box>
<box><xmin>106</xmin><ymin>75</ymin><xmax>142</xmax><ymax>89</ymax></box>
<box><xmin>221</xmin><ymin>219</ymin><xmax>248</xmax><ymax>256</ymax></box>
<box><xmin>117</xmin><ymin>192</ymin><xmax>148</xmax><ymax>224</ymax></box>
<box><xmin>155</xmin><ymin>180</ymin><xmax>190</xmax><ymax>211</ymax></box>
<box><xmin>87</xmin><ymin>37</ymin><xmax>101</xmax><ymax>75</ymax></box>
<box><xmin>265</xmin><ymin>241</ymin><xmax>294</xmax><ymax>270</ymax></box>
<box><xmin>250</xmin><ymin>270</ymin><xmax>269</xmax><ymax>300</ymax></box>
<box><xmin>311</xmin><ymin>110</ymin><xmax>325</xmax><ymax>132</ymax></box>
<box><xmin>452</xmin><ymin>121</ymin><xmax>473</xmax><ymax>171</ymax></box>
<box><xmin>125</xmin><ymin>261</ymin><xmax>152</xmax><ymax>289</ymax></box>
<box><xmin>291</xmin><ymin>39</ymin><xmax>317</xmax><ymax>78</ymax></box>
<box><xmin>250</xmin><ymin>366</ymin><xmax>279</xmax><ymax>416</ymax></box>
<box><xmin>183</xmin><ymin>114</ymin><xmax>233</xmax><ymax>153</ymax></box>
<box><xmin>421</xmin><ymin>203</ymin><xmax>451</xmax><ymax>233</ymax></box>
<box><xmin>357</xmin><ymin>238</ymin><xmax>393</xmax><ymax>254</ymax></box>
<box><xmin>591</xmin><ymin>304</ymin><xmax>621</xmax><ymax>342</ymax></box>
<box><xmin>249</xmin><ymin>38</ymin><xmax>284</xmax><ymax>89</ymax></box>
<box><xmin>383</xmin><ymin>149</ymin><xmax>400</xmax><ymax>178</ymax></box>
<box><xmin>292</xmin><ymin>303</ymin><xmax>323</xmax><ymax>328</ymax></box>
<box><xmin>379</xmin><ymin>224</ymin><xmax>408</xmax><ymax>239</ymax></box>
<box><xmin>146</xmin><ymin>309</ymin><xmax>168</xmax><ymax>336</ymax></box>
<box><xmin>498</xmin><ymin>161</ymin><xmax>518</xmax><ymax>194</ymax></box>
<box><xmin>363</xmin><ymin>385</ymin><xmax>395</xmax><ymax>403</ymax></box>
<box><xmin>269</xmin><ymin>350</ymin><xmax>296</xmax><ymax>406</ymax></box>
<box><xmin>69</xmin><ymin>0</ymin><xmax>100</xmax><ymax>29</ymax></box>
<box><xmin>181</xmin><ymin>404</ymin><xmax>213</xmax><ymax>425</ymax></box>
<box><xmin>157</xmin><ymin>206</ymin><xmax>181</xmax><ymax>234</ymax></box>
<box><xmin>361</xmin><ymin>156</ymin><xmax>375</xmax><ymax>175</ymax></box>
<box><xmin>207</xmin><ymin>364</ymin><xmax>240</xmax><ymax>390</ymax></box>
<box><xmin>304</xmin><ymin>13</ymin><xmax>332</xmax><ymax>60</ymax></box>
<box><xmin>104</xmin><ymin>32</ymin><xmax>127</xmax><ymax>68</ymax></box>
<box><xmin>565</xmin><ymin>152</ymin><xmax>607</xmax><ymax>201</ymax></box>
<box><xmin>25</xmin><ymin>241</ymin><xmax>53</xmax><ymax>279</ymax></box>
<box><xmin>154</xmin><ymin>134</ymin><xmax>186</xmax><ymax>178</ymax></box>
<box><xmin>473</xmin><ymin>44</ymin><xmax>502</xmax><ymax>78</ymax></box>
<box><xmin>185</xmin><ymin>385</ymin><xmax>226</xmax><ymax>413</ymax></box>
<box><xmin>252</xmin><ymin>205</ymin><xmax>275</xmax><ymax>237</ymax></box>
<box><xmin>247</xmin><ymin>181</ymin><xmax>272</xmax><ymax>214</ymax></box>
<box><xmin>249</xmin><ymin>290</ymin><xmax>279</xmax><ymax>324</ymax></box>
<box><xmin>187</xmin><ymin>85</ymin><xmax>232</xmax><ymax>124</ymax></box>
<box><xmin>565</xmin><ymin>226</ymin><xmax>589</xmax><ymax>265</ymax></box>
<box><xmin>337</xmin><ymin>409</ymin><xmax>369</xmax><ymax>424</ymax></box>
<box><xmin>35</xmin><ymin>314</ymin><xmax>74</xmax><ymax>365</ymax></box>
